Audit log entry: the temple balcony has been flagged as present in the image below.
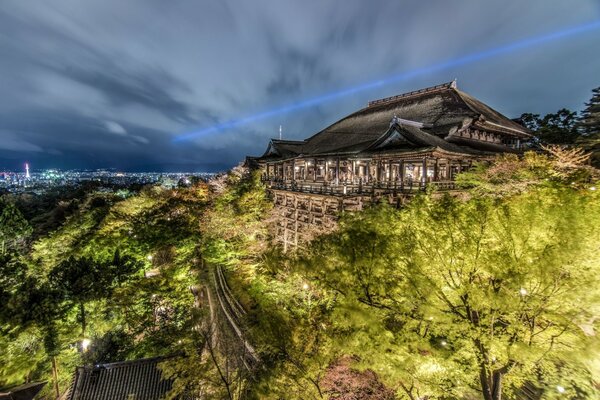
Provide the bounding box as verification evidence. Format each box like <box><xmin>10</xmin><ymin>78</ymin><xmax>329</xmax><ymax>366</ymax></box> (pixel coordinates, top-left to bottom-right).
<box><xmin>261</xmin><ymin>176</ymin><xmax>457</xmax><ymax>196</ymax></box>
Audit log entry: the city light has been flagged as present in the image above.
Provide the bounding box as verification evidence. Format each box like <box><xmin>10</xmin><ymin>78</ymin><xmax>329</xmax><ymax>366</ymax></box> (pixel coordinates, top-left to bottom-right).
<box><xmin>173</xmin><ymin>20</ymin><xmax>600</xmax><ymax>142</ymax></box>
<box><xmin>0</xmin><ymin>169</ymin><xmax>213</xmax><ymax>195</ymax></box>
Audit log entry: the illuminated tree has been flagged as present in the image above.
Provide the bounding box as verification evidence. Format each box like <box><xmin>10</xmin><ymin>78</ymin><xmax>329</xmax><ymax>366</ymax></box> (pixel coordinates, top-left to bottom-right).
<box><xmin>48</xmin><ymin>256</ymin><xmax>107</xmax><ymax>337</ymax></box>
<box><xmin>301</xmin><ymin>154</ymin><xmax>600</xmax><ymax>399</ymax></box>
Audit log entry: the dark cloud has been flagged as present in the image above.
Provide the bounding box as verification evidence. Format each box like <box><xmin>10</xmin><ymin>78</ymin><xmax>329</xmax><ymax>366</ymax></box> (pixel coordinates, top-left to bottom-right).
<box><xmin>0</xmin><ymin>0</ymin><xmax>599</xmax><ymax>171</ymax></box>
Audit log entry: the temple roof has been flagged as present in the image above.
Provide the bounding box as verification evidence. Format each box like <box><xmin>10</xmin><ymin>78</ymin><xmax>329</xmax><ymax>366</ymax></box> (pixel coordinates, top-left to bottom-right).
<box><xmin>261</xmin><ymin>139</ymin><xmax>304</xmax><ymax>159</ymax></box>
<box><xmin>257</xmin><ymin>81</ymin><xmax>530</xmax><ymax>161</ymax></box>
<box><xmin>0</xmin><ymin>382</ymin><xmax>46</xmax><ymax>400</ymax></box>
<box><xmin>66</xmin><ymin>356</ymin><xmax>176</xmax><ymax>400</ymax></box>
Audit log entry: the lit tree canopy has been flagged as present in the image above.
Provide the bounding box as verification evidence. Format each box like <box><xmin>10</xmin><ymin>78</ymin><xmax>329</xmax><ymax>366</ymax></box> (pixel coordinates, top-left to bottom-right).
<box><xmin>300</xmin><ymin>153</ymin><xmax>600</xmax><ymax>399</ymax></box>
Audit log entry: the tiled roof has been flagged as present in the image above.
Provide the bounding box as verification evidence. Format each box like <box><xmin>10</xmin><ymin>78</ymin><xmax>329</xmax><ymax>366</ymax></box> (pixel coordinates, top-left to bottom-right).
<box><xmin>257</xmin><ymin>81</ymin><xmax>530</xmax><ymax>161</ymax></box>
<box><xmin>261</xmin><ymin>139</ymin><xmax>305</xmax><ymax>159</ymax></box>
<box><xmin>0</xmin><ymin>381</ymin><xmax>47</xmax><ymax>400</ymax></box>
<box><xmin>66</xmin><ymin>356</ymin><xmax>174</xmax><ymax>400</ymax></box>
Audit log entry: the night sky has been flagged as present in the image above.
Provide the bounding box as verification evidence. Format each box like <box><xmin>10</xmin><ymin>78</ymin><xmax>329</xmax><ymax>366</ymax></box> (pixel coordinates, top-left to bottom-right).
<box><xmin>1</xmin><ymin>1</ymin><xmax>599</xmax><ymax>172</ymax></box>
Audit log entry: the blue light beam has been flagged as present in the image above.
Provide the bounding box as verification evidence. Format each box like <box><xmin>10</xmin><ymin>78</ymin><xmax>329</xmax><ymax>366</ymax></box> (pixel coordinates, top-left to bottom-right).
<box><xmin>174</xmin><ymin>19</ymin><xmax>600</xmax><ymax>142</ymax></box>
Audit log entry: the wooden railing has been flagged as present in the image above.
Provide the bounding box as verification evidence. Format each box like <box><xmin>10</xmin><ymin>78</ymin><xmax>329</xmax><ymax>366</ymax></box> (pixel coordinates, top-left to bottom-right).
<box><xmin>261</xmin><ymin>176</ymin><xmax>456</xmax><ymax>195</ymax></box>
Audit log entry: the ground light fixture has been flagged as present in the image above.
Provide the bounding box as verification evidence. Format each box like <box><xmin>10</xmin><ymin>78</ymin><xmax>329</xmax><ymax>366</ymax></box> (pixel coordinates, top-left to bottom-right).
<box><xmin>81</xmin><ymin>338</ymin><xmax>91</xmax><ymax>352</ymax></box>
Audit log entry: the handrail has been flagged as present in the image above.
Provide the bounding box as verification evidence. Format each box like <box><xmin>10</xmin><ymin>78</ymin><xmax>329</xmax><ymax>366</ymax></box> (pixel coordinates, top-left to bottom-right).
<box><xmin>261</xmin><ymin>177</ymin><xmax>456</xmax><ymax>195</ymax></box>
<box><xmin>211</xmin><ymin>266</ymin><xmax>260</xmax><ymax>365</ymax></box>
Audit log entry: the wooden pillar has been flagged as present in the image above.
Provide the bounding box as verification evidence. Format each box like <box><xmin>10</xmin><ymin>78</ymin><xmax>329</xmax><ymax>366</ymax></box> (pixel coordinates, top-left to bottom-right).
<box><xmin>325</xmin><ymin>160</ymin><xmax>329</xmax><ymax>183</ymax></box>
<box><xmin>292</xmin><ymin>159</ymin><xmax>296</xmax><ymax>181</ymax></box>
<box><xmin>336</xmin><ymin>158</ymin><xmax>340</xmax><ymax>185</ymax></box>
<box><xmin>283</xmin><ymin>221</ymin><xmax>288</xmax><ymax>253</ymax></box>
<box><xmin>399</xmin><ymin>160</ymin><xmax>404</xmax><ymax>184</ymax></box>
<box><xmin>313</xmin><ymin>158</ymin><xmax>317</xmax><ymax>182</ymax></box>
<box><xmin>388</xmin><ymin>160</ymin><xmax>393</xmax><ymax>182</ymax></box>
<box><xmin>421</xmin><ymin>157</ymin><xmax>427</xmax><ymax>185</ymax></box>
<box><xmin>294</xmin><ymin>195</ymin><xmax>298</xmax><ymax>247</ymax></box>
<box><xmin>434</xmin><ymin>158</ymin><xmax>439</xmax><ymax>181</ymax></box>
<box><xmin>366</xmin><ymin>160</ymin><xmax>371</xmax><ymax>183</ymax></box>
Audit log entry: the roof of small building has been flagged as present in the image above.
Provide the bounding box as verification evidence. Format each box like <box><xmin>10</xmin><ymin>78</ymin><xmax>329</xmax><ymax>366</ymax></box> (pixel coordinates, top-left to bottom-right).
<box><xmin>0</xmin><ymin>381</ymin><xmax>47</xmax><ymax>400</ymax></box>
<box><xmin>66</xmin><ymin>356</ymin><xmax>175</xmax><ymax>400</ymax></box>
<box><xmin>258</xmin><ymin>81</ymin><xmax>529</xmax><ymax>161</ymax></box>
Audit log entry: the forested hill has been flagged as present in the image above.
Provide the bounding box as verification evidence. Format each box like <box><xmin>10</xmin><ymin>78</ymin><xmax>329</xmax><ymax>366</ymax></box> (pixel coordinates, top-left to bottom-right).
<box><xmin>1</xmin><ymin>147</ymin><xmax>600</xmax><ymax>400</ymax></box>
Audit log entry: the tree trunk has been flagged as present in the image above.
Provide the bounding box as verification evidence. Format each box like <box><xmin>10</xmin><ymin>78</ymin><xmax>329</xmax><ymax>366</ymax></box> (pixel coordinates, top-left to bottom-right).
<box><xmin>479</xmin><ymin>366</ymin><xmax>504</xmax><ymax>400</ymax></box>
<box><xmin>492</xmin><ymin>370</ymin><xmax>503</xmax><ymax>400</ymax></box>
<box><xmin>79</xmin><ymin>302</ymin><xmax>86</xmax><ymax>337</ymax></box>
<box><xmin>479</xmin><ymin>366</ymin><xmax>493</xmax><ymax>400</ymax></box>
<box><xmin>52</xmin><ymin>356</ymin><xmax>60</xmax><ymax>399</ymax></box>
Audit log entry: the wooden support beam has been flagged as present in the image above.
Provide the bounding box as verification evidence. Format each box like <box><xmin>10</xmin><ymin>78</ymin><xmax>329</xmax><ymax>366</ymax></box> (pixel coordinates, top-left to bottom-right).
<box><xmin>399</xmin><ymin>160</ymin><xmax>404</xmax><ymax>188</ymax></box>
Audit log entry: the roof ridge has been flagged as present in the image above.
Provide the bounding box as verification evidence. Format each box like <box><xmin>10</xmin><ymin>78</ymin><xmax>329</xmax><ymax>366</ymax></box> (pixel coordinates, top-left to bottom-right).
<box><xmin>271</xmin><ymin>139</ymin><xmax>304</xmax><ymax>144</ymax></box>
<box><xmin>88</xmin><ymin>355</ymin><xmax>174</xmax><ymax>370</ymax></box>
<box><xmin>367</xmin><ymin>81</ymin><xmax>456</xmax><ymax>107</ymax></box>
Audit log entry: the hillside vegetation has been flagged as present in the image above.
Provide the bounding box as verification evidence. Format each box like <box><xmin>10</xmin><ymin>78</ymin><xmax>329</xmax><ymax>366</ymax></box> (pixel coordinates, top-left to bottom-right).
<box><xmin>1</xmin><ymin>148</ymin><xmax>599</xmax><ymax>400</ymax></box>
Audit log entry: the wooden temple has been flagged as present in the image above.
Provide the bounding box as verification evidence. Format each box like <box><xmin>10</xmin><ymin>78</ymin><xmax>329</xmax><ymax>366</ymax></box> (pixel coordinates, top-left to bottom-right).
<box><xmin>252</xmin><ymin>81</ymin><xmax>531</xmax><ymax>249</ymax></box>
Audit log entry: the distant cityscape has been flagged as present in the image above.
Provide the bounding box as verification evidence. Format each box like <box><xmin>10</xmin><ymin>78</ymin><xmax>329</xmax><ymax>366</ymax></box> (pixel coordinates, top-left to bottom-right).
<box><xmin>0</xmin><ymin>163</ymin><xmax>214</xmax><ymax>194</ymax></box>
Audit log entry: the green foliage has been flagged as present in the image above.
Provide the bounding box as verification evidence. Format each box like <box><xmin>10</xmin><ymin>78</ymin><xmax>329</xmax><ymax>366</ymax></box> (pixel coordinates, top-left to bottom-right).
<box><xmin>0</xmin><ymin>182</ymin><xmax>207</xmax><ymax>396</ymax></box>
<box><xmin>298</xmin><ymin>156</ymin><xmax>600</xmax><ymax>399</ymax></box>
<box><xmin>81</xmin><ymin>329</ymin><xmax>134</xmax><ymax>365</ymax></box>
<box><xmin>519</xmin><ymin>109</ymin><xmax>581</xmax><ymax>144</ymax></box>
<box><xmin>579</xmin><ymin>86</ymin><xmax>600</xmax><ymax>135</ymax></box>
<box><xmin>0</xmin><ymin>200</ymin><xmax>32</xmax><ymax>254</ymax></box>
<box><xmin>201</xmin><ymin>168</ymin><xmax>272</xmax><ymax>271</ymax></box>
<box><xmin>4</xmin><ymin>153</ymin><xmax>598</xmax><ymax>399</ymax></box>
<box><xmin>455</xmin><ymin>149</ymin><xmax>597</xmax><ymax>196</ymax></box>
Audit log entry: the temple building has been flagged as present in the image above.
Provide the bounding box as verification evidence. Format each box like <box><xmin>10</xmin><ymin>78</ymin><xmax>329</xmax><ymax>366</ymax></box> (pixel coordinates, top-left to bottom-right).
<box><xmin>252</xmin><ymin>81</ymin><xmax>531</xmax><ymax>249</ymax></box>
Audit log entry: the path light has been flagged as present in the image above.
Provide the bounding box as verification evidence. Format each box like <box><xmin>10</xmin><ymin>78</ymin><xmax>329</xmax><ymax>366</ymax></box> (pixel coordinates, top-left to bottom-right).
<box><xmin>519</xmin><ymin>288</ymin><xmax>528</xmax><ymax>296</ymax></box>
<box><xmin>81</xmin><ymin>338</ymin><xmax>91</xmax><ymax>352</ymax></box>
<box><xmin>302</xmin><ymin>283</ymin><xmax>309</xmax><ymax>290</ymax></box>
<box><xmin>556</xmin><ymin>385</ymin><xmax>565</xmax><ymax>394</ymax></box>
<box><xmin>441</xmin><ymin>340</ymin><xmax>447</xmax><ymax>347</ymax></box>
<box><xmin>590</xmin><ymin>186</ymin><xmax>597</xmax><ymax>191</ymax></box>
<box><xmin>147</xmin><ymin>255</ymin><xmax>153</xmax><ymax>261</ymax></box>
